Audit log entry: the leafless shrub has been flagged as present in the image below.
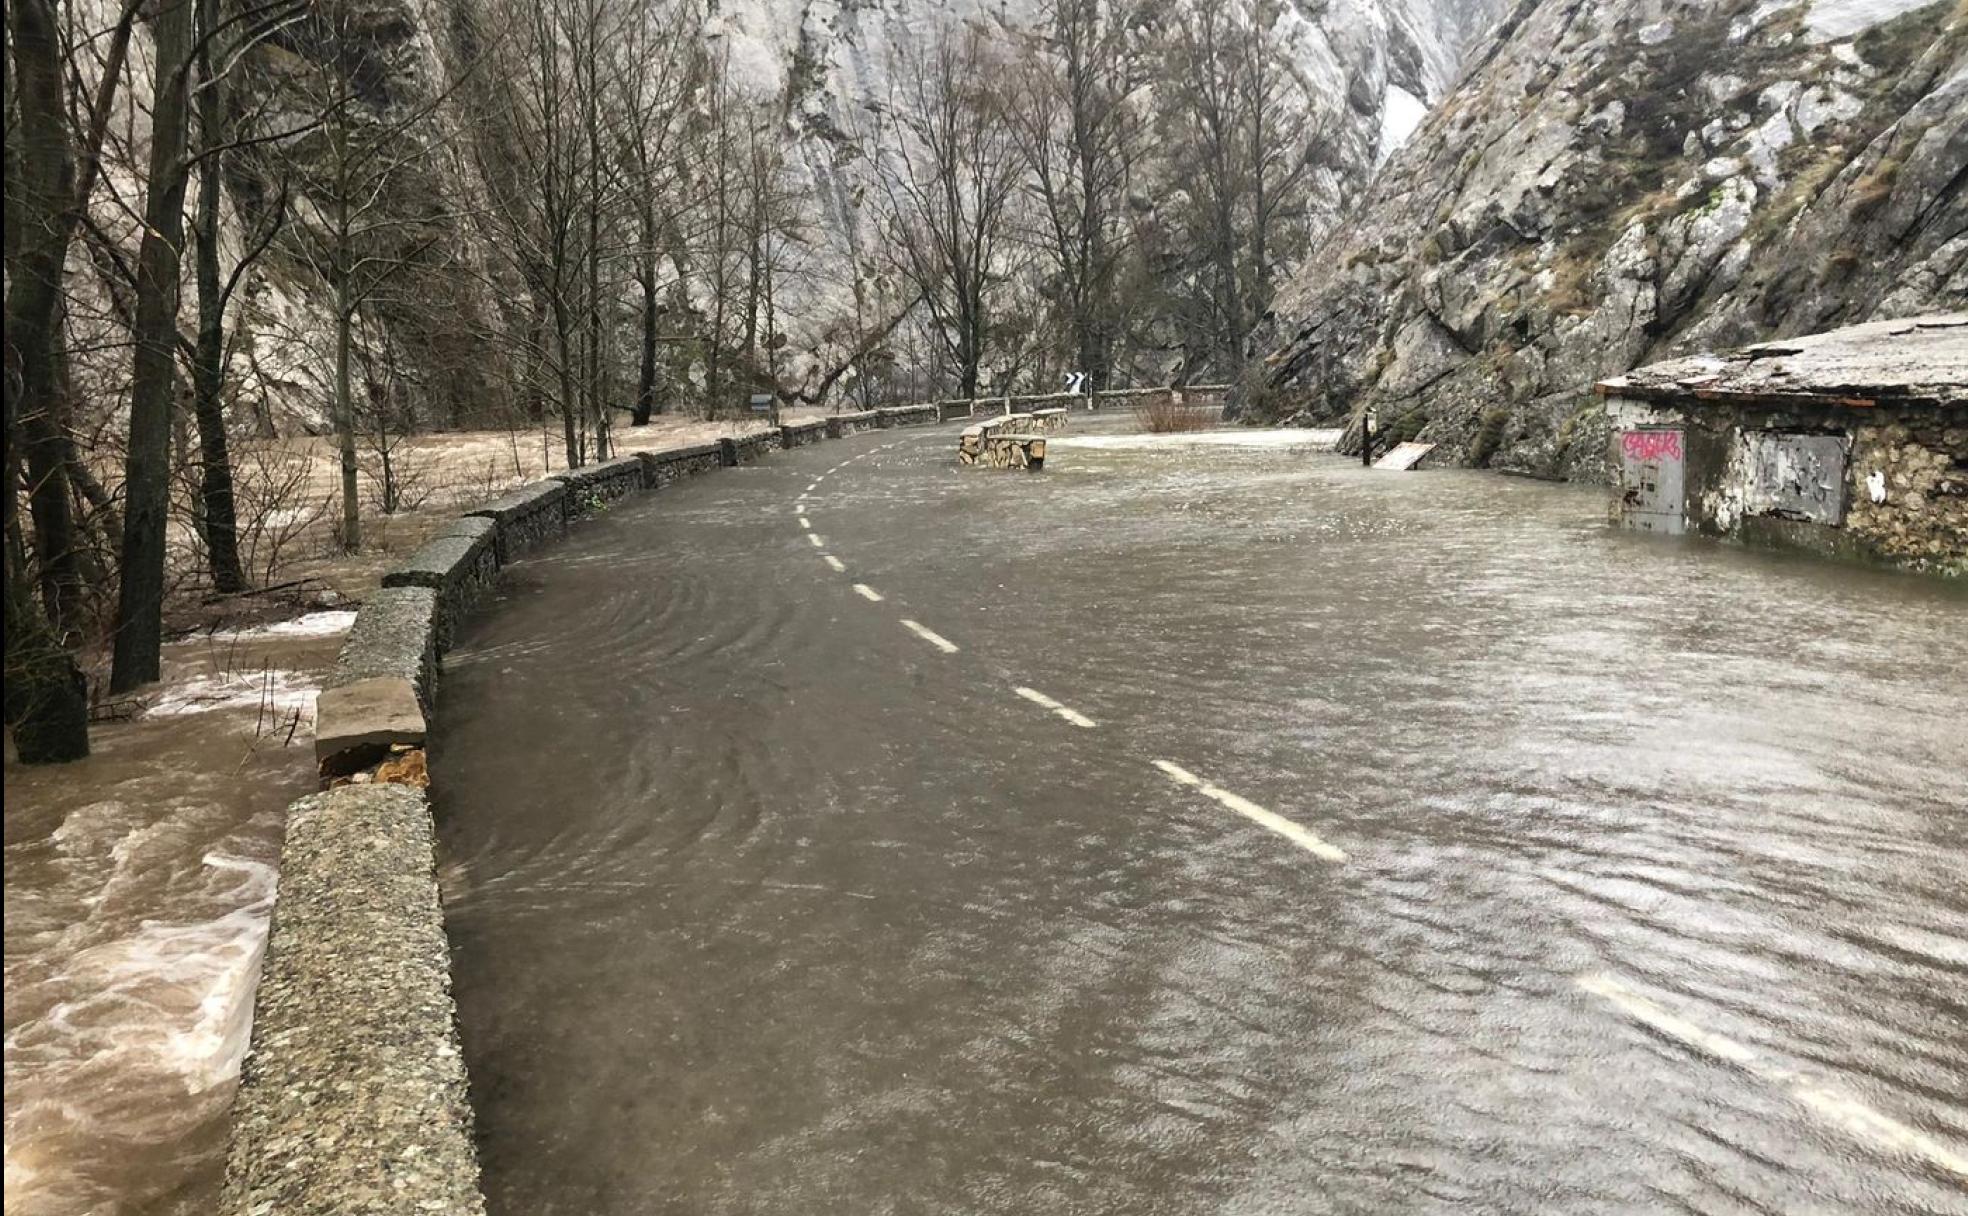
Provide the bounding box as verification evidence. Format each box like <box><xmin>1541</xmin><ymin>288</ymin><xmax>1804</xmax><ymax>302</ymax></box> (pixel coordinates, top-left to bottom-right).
<box><xmin>234</xmin><ymin>444</ymin><xmax>332</xmax><ymax>585</ymax></box>
<box><xmin>358</xmin><ymin>441</ymin><xmax>437</xmax><ymax>516</ymax></box>
<box><xmin>1132</xmin><ymin>391</ymin><xmax>1215</xmax><ymax>433</ymax></box>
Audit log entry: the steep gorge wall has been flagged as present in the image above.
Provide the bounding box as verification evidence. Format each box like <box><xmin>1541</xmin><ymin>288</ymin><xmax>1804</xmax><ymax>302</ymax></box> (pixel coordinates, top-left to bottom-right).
<box><xmin>1257</xmin><ymin>0</ymin><xmax>1966</xmax><ymax>478</ymax></box>
<box><xmin>79</xmin><ymin>0</ymin><xmax>1513</xmax><ymax>435</ymax></box>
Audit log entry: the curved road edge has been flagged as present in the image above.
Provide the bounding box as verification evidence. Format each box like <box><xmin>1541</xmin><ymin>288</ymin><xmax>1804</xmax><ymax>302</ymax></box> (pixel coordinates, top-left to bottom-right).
<box><xmin>217</xmin><ymin>404</ymin><xmax>974</xmax><ymax>1214</ymax></box>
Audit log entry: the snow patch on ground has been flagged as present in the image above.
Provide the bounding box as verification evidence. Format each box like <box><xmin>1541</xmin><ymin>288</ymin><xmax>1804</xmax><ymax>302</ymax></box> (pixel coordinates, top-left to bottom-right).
<box><xmin>1806</xmin><ymin>0</ymin><xmax>1935</xmax><ymax>38</ymax></box>
<box><xmin>1052</xmin><ymin>429</ymin><xmax>1344</xmax><ymax>451</ymax></box>
<box><xmin>1378</xmin><ymin>84</ymin><xmax>1428</xmax><ymax>163</ymax></box>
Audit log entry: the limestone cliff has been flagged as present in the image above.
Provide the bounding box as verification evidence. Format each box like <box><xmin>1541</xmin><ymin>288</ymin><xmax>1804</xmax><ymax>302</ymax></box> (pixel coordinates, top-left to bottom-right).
<box><xmin>1257</xmin><ymin>0</ymin><xmax>1965</xmax><ymax>478</ymax></box>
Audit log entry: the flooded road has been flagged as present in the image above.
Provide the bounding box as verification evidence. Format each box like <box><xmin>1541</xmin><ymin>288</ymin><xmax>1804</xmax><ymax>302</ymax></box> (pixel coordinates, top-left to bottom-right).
<box><xmin>4</xmin><ymin>618</ymin><xmax>342</xmax><ymax>1215</ymax></box>
<box><xmin>435</xmin><ymin>418</ymin><xmax>1967</xmax><ymax>1214</ymax></box>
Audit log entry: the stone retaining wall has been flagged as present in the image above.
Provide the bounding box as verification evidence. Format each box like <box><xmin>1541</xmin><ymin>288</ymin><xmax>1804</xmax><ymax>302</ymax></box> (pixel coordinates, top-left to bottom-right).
<box><xmin>227</xmin><ymin>410</ymin><xmax>972</xmax><ymax>1215</ymax></box>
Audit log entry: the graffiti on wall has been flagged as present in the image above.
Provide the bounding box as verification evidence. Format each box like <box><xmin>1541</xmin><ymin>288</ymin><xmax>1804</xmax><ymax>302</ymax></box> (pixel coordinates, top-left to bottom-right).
<box><xmin>1620</xmin><ymin>430</ymin><xmax>1684</xmax><ymax>463</ymax></box>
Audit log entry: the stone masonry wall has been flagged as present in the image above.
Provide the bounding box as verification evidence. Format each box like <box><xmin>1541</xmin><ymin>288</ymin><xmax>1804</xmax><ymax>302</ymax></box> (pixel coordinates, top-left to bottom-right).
<box><xmin>1845</xmin><ymin>413</ymin><xmax>1968</xmax><ymax>571</ymax></box>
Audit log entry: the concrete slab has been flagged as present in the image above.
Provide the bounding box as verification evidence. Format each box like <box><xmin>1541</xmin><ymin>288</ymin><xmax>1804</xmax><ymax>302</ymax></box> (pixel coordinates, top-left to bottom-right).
<box><xmin>315</xmin><ymin>676</ymin><xmax>428</xmax><ymax>776</ymax></box>
<box><xmin>1375</xmin><ymin>442</ymin><xmax>1437</xmax><ymax>471</ymax></box>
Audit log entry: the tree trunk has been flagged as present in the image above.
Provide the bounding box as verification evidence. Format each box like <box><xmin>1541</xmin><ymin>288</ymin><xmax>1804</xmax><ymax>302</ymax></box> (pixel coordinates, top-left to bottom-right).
<box><xmin>3</xmin><ymin>0</ymin><xmax>91</xmax><ymax>760</ymax></box>
<box><xmin>633</xmin><ymin>250</ymin><xmax>659</xmax><ymax>425</ymax></box>
<box><xmin>334</xmin><ymin>283</ymin><xmax>361</xmax><ymax>551</ymax></box>
<box><xmin>111</xmin><ymin>0</ymin><xmax>196</xmax><ymax>692</ymax></box>
<box><xmin>191</xmin><ymin>0</ymin><xmax>245</xmax><ymax>592</ymax></box>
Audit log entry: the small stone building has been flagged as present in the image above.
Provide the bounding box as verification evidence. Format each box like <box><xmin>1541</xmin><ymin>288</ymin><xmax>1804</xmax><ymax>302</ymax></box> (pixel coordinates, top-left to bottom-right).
<box><xmin>1597</xmin><ymin>315</ymin><xmax>1966</xmax><ymax>573</ymax></box>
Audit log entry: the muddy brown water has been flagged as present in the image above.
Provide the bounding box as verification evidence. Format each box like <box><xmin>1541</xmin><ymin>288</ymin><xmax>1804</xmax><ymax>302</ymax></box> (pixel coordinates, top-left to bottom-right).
<box><xmin>4</xmin><ymin>622</ymin><xmax>342</xmax><ymax>1215</ymax></box>
<box><xmin>435</xmin><ymin>418</ymin><xmax>1967</xmax><ymax>1213</ymax></box>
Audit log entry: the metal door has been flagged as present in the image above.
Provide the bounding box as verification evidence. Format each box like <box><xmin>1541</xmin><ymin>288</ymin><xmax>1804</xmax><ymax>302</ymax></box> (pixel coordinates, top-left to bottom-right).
<box><xmin>1617</xmin><ymin>428</ymin><xmax>1686</xmax><ymax>535</ymax></box>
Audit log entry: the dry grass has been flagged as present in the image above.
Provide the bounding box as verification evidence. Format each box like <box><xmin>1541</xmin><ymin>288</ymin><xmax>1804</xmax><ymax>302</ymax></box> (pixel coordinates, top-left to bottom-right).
<box><xmin>1132</xmin><ymin>392</ymin><xmax>1217</xmax><ymax>434</ymax></box>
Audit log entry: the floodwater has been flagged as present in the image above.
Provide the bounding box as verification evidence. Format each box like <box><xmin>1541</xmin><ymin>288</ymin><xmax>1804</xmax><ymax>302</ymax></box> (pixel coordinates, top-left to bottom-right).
<box><xmin>435</xmin><ymin>417</ymin><xmax>1968</xmax><ymax>1214</ymax></box>
<box><xmin>3</xmin><ymin>619</ymin><xmax>342</xmax><ymax>1215</ymax></box>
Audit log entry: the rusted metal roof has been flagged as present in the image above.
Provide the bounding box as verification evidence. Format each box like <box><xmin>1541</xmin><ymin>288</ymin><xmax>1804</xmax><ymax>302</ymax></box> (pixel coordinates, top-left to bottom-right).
<box><xmin>1595</xmin><ymin>314</ymin><xmax>1968</xmax><ymax>410</ymax></box>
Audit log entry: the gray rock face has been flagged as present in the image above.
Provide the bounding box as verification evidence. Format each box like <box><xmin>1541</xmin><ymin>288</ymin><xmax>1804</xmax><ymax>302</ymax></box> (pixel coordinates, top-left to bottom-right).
<box><xmin>1260</xmin><ymin>0</ymin><xmax>1965</xmax><ymax>479</ymax></box>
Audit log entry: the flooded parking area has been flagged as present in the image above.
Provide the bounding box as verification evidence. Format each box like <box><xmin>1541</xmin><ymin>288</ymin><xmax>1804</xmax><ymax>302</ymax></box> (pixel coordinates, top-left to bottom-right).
<box><xmin>434</xmin><ymin>419</ymin><xmax>1967</xmax><ymax>1214</ymax></box>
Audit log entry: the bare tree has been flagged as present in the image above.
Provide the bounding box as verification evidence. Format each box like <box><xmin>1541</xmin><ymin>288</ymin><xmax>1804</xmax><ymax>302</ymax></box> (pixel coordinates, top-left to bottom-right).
<box><xmin>870</xmin><ymin>26</ymin><xmax>1026</xmax><ymax>400</ymax></box>
<box><xmin>1005</xmin><ymin>0</ymin><xmax>1148</xmax><ymax>391</ymax></box>
<box><xmin>110</xmin><ymin>0</ymin><xmax>199</xmax><ymax>692</ymax></box>
<box><xmin>1156</xmin><ymin>0</ymin><xmax>1317</xmax><ymax>376</ymax></box>
<box><xmin>0</xmin><ymin>0</ymin><xmax>133</xmax><ymax>755</ymax></box>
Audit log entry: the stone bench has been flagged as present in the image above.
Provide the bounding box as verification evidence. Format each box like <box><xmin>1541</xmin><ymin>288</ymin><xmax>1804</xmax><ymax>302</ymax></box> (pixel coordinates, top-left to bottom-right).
<box><xmin>958</xmin><ymin>425</ymin><xmax>1047</xmax><ymax>470</ymax></box>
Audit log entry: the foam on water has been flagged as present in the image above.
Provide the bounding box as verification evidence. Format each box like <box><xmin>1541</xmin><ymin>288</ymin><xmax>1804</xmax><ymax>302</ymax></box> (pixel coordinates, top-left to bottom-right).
<box><xmin>204</xmin><ymin>610</ymin><xmax>358</xmax><ymax>642</ymax></box>
<box><xmin>146</xmin><ymin>670</ymin><xmax>319</xmax><ymax>724</ymax></box>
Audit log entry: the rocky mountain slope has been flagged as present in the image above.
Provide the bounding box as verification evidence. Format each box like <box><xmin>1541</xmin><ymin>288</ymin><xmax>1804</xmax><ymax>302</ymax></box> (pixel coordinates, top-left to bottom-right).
<box><xmin>716</xmin><ymin>0</ymin><xmax>1508</xmax><ymax>281</ymax></box>
<box><xmin>212</xmin><ymin>0</ymin><xmax>1514</xmax><ymax>425</ymax></box>
<box><xmin>1256</xmin><ymin>0</ymin><xmax>1965</xmax><ymax>478</ymax></box>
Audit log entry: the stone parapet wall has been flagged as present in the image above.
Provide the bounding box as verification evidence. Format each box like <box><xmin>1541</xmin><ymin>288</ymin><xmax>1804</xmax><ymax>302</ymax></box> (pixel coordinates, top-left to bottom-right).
<box><xmin>221</xmin><ymin>784</ymin><xmax>485</xmax><ymax>1216</ymax></box>
<box><xmin>958</xmin><ymin>422</ymin><xmax>1047</xmax><ymax>469</ymax></box>
<box><xmin>381</xmin><ymin>524</ymin><xmax>498</xmax><ymax>650</ymax></box>
<box><xmin>552</xmin><ymin>455</ymin><xmax>645</xmax><ymax>512</ymax></box>
<box><xmin>781</xmin><ymin>420</ymin><xmax>827</xmax><ymax>448</ymax></box>
<box><xmin>637</xmin><ymin>443</ymin><xmax>724</xmax><ymax>488</ymax></box>
<box><xmin>877</xmin><ymin>404</ymin><xmax>939</xmax><ymax>428</ymax></box>
<box><xmin>721</xmin><ymin>433</ymin><xmax>778</xmax><ymax>465</ymax></box>
<box><xmin>466</xmin><ymin>481</ymin><xmax>566</xmax><ymax>563</ymax></box>
<box><xmin>828</xmin><ymin>410</ymin><xmax>879</xmax><ymax>438</ymax></box>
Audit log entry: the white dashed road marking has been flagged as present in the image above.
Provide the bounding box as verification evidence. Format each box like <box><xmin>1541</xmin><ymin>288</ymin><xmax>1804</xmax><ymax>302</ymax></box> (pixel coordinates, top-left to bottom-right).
<box><xmin>900</xmin><ymin>619</ymin><xmax>960</xmax><ymax>654</ymax></box>
<box><xmin>800</xmin><ymin>517</ymin><xmax>812</xmax><ymax>530</ymax></box>
<box><xmin>1013</xmin><ymin>686</ymin><xmax>1096</xmax><ymax>728</ymax></box>
<box><xmin>1150</xmin><ymin>761</ymin><xmax>1347</xmax><ymax>863</ymax></box>
<box><xmin>1577</xmin><ymin>974</ymin><xmax>1968</xmax><ymax>1178</ymax></box>
<box><xmin>822</xmin><ymin>555</ymin><xmax>846</xmax><ymax>573</ymax></box>
<box><xmin>807</xmin><ymin>533</ymin><xmax>825</xmax><ymax>548</ymax></box>
<box><xmin>853</xmin><ymin>584</ymin><xmax>884</xmax><ymax>603</ymax></box>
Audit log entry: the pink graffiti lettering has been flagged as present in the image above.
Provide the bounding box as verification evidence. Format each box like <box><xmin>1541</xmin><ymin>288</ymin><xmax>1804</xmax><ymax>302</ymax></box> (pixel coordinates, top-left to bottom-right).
<box><xmin>1621</xmin><ymin>430</ymin><xmax>1683</xmax><ymax>462</ymax></box>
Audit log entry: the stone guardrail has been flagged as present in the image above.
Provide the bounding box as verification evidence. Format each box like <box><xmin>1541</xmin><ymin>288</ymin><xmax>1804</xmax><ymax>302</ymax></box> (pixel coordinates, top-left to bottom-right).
<box><xmin>826</xmin><ymin>409</ymin><xmax>880</xmax><ymax>438</ymax></box>
<box><xmin>225</xmin><ymin>407</ymin><xmax>955</xmax><ymax>1215</ymax></box>
<box><xmin>932</xmin><ymin>384</ymin><xmax>1228</xmax><ymax>419</ymax></box>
